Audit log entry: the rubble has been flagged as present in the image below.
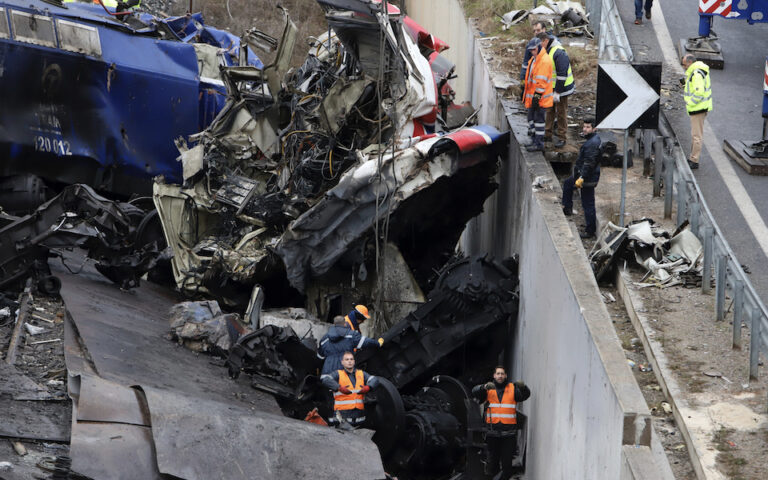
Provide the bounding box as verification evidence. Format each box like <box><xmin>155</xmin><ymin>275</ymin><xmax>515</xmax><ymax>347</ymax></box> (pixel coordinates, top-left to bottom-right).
<box><xmin>2</xmin><ymin>1</ymin><xmax>520</xmax><ymax>478</ymax></box>
<box><xmin>589</xmin><ymin>219</ymin><xmax>703</xmax><ymax>287</ymax></box>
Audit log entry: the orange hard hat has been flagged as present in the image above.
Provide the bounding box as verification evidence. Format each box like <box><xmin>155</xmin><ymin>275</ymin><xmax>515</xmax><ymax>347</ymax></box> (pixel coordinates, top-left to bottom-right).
<box><xmin>354</xmin><ymin>305</ymin><xmax>370</xmax><ymax>319</ymax></box>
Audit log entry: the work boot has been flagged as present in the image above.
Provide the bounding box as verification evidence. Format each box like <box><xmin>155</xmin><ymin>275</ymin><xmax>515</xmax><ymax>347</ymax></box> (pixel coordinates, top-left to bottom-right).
<box><xmin>580</xmin><ymin>230</ymin><xmax>596</xmax><ymax>239</ymax></box>
<box><xmin>554</xmin><ymin>138</ymin><xmax>566</xmax><ymax>148</ymax></box>
<box><xmin>528</xmin><ymin>128</ymin><xmax>534</xmax><ymax>137</ymax></box>
<box><xmin>646</xmin><ymin>10</ymin><xmax>651</xmax><ymax>19</ymax></box>
<box><xmin>526</xmin><ymin>142</ymin><xmax>544</xmax><ymax>152</ymax></box>
<box><xmin>542</xmin><ymin>136</ymin><xmax>552</xmax><ymax>143</ymax></box>
<box><xmin>688</xmin><ymin>160</ymin><xmax>699</xmax><ymax>170</ymax></box>
<box><xmin>562</xmin><ymin>206</ymin><xmax>573</xmax><ymax>216</ymax></box>
<box><xmin>634</xmin><ymin>18</ymin><xmax>641</xmax><ymax>24</ymax></box>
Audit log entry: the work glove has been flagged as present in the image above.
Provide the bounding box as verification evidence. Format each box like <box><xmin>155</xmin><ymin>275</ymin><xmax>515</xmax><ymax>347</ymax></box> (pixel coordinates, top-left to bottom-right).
<box><xmin>378</xmin><ymin>337</ymin><xmax>384</xmax><ymax>347</ymax></box>
<box><xmin>359</xmin><ymin>385</ymin><xmax>371</xmax><ymax>394</ymax></box>
<box><xmin>678</xmin><ymin>76</ymin><xmax>686</xmax><ymax>87</ymax></box>
<box><xmin>532</xmin><ymin>93</ymin><xmax>541</xmax><ymax>108</ymax></box>
<box><xmin>484</xmin><ymin>382</ymin><xmax>495</xmax><ymax>390</ymax></box>
<box><xmin>338</xmin><ymin>386</ymin><xmax>352</xmax><ymax>395</ymax></box>
<box><xmin>575</xmin><ymin>177</ymin><xmax>584</xmax><ymax>189</ymax></box>
<box><xmin>553</xmin><ymin>92</ymin><xmax>560</xmax><ymax>103</ymax></box>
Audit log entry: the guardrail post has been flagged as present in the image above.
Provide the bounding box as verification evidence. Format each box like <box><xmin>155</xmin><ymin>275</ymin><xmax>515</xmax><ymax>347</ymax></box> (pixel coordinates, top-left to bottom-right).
<box><xmin>653</xmin><ymin>137</ymin><xmax>663</xmax><ymax>197</ymax></box>
<box><xmin>750</xmin><ymin>306</ymin><xmax>761</xmax><ymax>381</ymax></box>
<box><xmin>643</xmin><ymin>130</ymin><xmax>652</xmax><ymax>176</ymax></box>
<box><xmin>715</xmin><ymin>254</ymin><xmax>727</xmax><ymax>321</ymax></box>
<box><xmin>690</xmin><ymin>199</ymin><xmax>700</xmax><ymax>237</ymax></box>
<box><xmin>702</xmin><ymin>226</ymin><xmax>713</xmax><ymax>294</ymax></box>
<box><xmin>733</xmin><ymin>280</ymin><xmax>744</xmax><ymax>349</ymax></box>
<box><xmin>676</xmin><ymin>176</ymin><xmax>686</xmax><ymax>227</ymax></box>
<box><xmin>664</xmin><ymin>152</ymin><xmax>674</xmax><ymax>219</ymax></box>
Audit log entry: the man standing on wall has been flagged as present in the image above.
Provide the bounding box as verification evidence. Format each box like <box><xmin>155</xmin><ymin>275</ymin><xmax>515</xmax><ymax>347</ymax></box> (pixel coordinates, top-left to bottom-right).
<box><xmin>541</xmin><ymin>35</ymin><xmax>575</xmax><ymax>148</ymax></box>
<box><xmin>562</xmin><ymin>117</ymin><xmax>601</xmax><ymax>239</ymax></box>
<box><xmin>520</xmin><ymin>21</ymin><xmax>559</xmax><ymax>85</ymax></box>
<box><xmin>472</xmin><ymin>366</ymin><xmax>531</xmax><ymax>480</ymax></box>
<box><xmin>523</xmin><ymin>33</ymin><xmax>555</xmax><ymax>152</ymax></box>
<box><xmin>681</xmin><ymin>54</ymin><xmax>712</xmax><ymax>170</ymax></box>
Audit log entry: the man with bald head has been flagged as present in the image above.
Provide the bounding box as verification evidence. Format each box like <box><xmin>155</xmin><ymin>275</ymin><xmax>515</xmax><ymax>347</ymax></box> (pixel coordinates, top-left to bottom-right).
<box><xmin>681</xmin><ymin>54</ymin><xmax>712</xmax><ymax>170</ymax></box>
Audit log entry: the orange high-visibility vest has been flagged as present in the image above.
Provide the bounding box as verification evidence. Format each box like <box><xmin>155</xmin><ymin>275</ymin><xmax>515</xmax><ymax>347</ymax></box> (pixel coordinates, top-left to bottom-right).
<box><xmin>486</xmin><ymin>383</ymin><xmax>517</xmax><ymax>425</ymax></box>
<box><xmin>524</xmin><ymin>48</ymin><xmax>554</xmax><ymax>109</ymax></box>
<box><xmin>333</xmin><ymin>369</ymin><xmax>365</xmax><ymax>411</ymax></box>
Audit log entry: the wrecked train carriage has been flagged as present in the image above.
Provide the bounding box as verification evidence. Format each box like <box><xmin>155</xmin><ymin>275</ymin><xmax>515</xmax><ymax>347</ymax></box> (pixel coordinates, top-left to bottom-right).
<box><xmin>154</xmin><ymin>1</ymin><xmax>507</xmax><ymax>326</ymax></box>
<box><xmin>0</xmin><ymin>0</ymin><xmax>263</xmax><ymax>212</ymax></box>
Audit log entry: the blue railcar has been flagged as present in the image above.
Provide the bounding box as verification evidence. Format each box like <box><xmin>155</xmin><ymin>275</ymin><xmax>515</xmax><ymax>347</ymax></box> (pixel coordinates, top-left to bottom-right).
<box><xmin>0</xmin><ymin>0</ymin><xmax>261</xmax><ymax>209</ymax></box>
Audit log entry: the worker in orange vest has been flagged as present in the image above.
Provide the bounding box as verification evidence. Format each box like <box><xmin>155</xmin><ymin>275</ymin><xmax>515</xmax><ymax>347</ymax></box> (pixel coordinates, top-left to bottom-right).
<box><xmin>523</xmin><ymin>33</ymin><xmax>555</xmax><ymax>152</ymax></box>
<box><xmin>472</xmin><ymin>366</ymin><xmax>531</xmax><ymax>479</ymax></box>
<box><xmin>321</xmin><ymin>351</ymin><xmax>379</xmax><ymax>428</ymax></box>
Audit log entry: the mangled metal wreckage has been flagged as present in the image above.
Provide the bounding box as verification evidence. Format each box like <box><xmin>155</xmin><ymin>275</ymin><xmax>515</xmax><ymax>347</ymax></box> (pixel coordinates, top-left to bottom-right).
<box><xmin>0</xmin><ymin>0</ymin><xmax>270</xmax><ymax>212</ymax></box>
<box><xmin>0</xmin><ymin>1</ymin><xmax>522</xmax><ymax>478</ymax></box>
<box><xmin>153</xmin><ymin>0</ymin><xmax>508</xmax><ymax>326</ymax></box>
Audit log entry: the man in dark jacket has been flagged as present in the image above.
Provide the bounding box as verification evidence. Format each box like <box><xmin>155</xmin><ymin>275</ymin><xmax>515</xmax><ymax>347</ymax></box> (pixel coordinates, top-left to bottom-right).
<box><xmin>472</xmin><ymin>366</ymin><xmax>531</xmax><ymax>480</ymax></box>
<box><xmin>562</xmin><ymin>117</ymin><xmax>601</xmax><ymax>239</ymax></box>
<box><xmin>317</xmin><ymin>316</ymin><xmax>381</xmax><ymax>375</ymax></box>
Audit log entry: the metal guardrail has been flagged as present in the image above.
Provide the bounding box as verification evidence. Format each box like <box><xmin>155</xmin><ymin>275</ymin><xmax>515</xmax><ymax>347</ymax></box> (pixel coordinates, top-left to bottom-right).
<box><xmin>596</xmin><ymin>0</ymin><xmax>633</xmax><ymax>62</ymax></box>
<box><xmin>591</xmin><ymin>0</ymin><xmax>768</xmax><ymax>386</ymax></box>
<box><xmin>653</xmin><ymin>116</ymin><xmax>768</xmax><ymax>383</ymax></box>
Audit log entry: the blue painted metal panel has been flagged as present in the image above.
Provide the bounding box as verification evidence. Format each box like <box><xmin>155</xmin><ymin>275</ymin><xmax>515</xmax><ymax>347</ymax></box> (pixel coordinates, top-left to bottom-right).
<box><xmin>0</xmin><ymin>0</ymin><xmax>261</xmax><ymax>196</ymax></box>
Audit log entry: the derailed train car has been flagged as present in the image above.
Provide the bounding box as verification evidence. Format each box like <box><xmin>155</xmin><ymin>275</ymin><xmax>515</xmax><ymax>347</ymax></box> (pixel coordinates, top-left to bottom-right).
<box><xmin>0</xmin><ymin>0</ymin><xmax>263</xmax><ymax>211</ymax></box>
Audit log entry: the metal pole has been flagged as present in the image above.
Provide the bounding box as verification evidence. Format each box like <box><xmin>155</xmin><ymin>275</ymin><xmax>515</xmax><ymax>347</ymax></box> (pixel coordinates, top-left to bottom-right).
<box><xmin>750</xmin><ymin>306</ymin><xmax>761</xmax><ymax>381</ymax></box>
<box><xmin>653</xmin><ymin>137</ymin><xmax>663</xmax><ymax>197</ymax></box>
<box><xmin>715</xmin><ymin>254</ymin><xmax>727</xmax><ymax>321</ymax></box>
<box><xmin>676</xmin><ymin>176</ymin><xmax>686</xmax><ymax>227</ymax></box>
<box><xmin>733</xmin><ymin>280</ymin><xmax>744</xmax><ymax>349</ymax></box>
<box><xmin>702</xmin><ymin>226</ymin><xmax>713</xmax><ymax>294</ymax></box>
<box><xmin>620</xmin><ymin>129</ymin><xmax>628</xmax><ymax>227</ymax></box>
<box><xmin>664</xmin><ymin>152</ymin><xmax>674</xmax><ymax>218</ymax></box>
<box><xmin>643</xmin><ymin>130</ymin><xmax>652</xmax><ymax>176</ymax></box>
<box><xmin>690</xmin><ymin>200</ymin><xmax>701</xmax><ymax>237</ymax></box>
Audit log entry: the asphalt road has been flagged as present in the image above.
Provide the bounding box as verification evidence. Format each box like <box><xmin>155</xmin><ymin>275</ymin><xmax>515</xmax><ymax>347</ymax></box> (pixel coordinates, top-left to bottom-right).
<box><xmin>619</xmin><ymin>0</ymin><xmax>768</xmax><ymax>306</ymax></box>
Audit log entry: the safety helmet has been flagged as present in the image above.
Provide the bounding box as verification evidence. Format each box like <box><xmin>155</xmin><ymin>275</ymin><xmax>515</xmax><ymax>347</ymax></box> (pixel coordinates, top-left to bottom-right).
<box><xmin>354</xmin><ymin>305</ymin><xmax>370</xmax><ymax>320</ymax></box>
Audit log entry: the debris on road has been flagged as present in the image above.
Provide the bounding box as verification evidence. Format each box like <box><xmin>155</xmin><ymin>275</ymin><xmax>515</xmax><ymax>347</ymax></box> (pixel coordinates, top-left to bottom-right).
<box><xmin>589</xmin><ymin>219</ymin><xmax>703</xmax><ymax>288</ymax></box>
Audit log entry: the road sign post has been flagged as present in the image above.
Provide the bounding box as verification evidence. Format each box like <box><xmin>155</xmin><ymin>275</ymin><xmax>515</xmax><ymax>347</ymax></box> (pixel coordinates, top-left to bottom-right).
<box><xmin>596</xmin><ymin>62</ymin><xmax>661</xmax><ymax>227</ymax></box>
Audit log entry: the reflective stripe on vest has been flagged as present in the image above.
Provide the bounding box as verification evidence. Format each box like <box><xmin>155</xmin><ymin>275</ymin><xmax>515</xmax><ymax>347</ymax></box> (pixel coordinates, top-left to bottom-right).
<box><xmin>684</xmin><ymin>63</ymin><xmax>713</xmax><ymax>114</ymax></box>
<box><xmin>334</xmin><ymin>369</ymin><xmax>365</xmax><ymax>411</ymax></box>
<box><xmin>549</xmin><ymin>45</ymin><xmax>574</xmax><ymax>88</ymax></box>
<box><xmin>486</xmin><ymin>383</ymin><xmax>517</xmax><ymax>425</ymax></box>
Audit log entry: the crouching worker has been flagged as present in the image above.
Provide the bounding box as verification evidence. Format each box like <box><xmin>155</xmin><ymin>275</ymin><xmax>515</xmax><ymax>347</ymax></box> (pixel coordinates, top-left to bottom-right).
<box><xmin>472</xmin><ymin>366</ymin><xmax>531</xmax><ymax>480</ymax></box>
<box><xmin>321</xmin><ymin>351</ymin><xmax>379</xmax><ymax>428</ymax></box>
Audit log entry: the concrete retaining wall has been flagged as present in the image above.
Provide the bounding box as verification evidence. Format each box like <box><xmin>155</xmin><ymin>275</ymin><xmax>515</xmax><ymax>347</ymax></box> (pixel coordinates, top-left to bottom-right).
<box><xmin>405</xmin><ymin>1</ymin><xmax>665</xmax><ymax>478</ymax></box>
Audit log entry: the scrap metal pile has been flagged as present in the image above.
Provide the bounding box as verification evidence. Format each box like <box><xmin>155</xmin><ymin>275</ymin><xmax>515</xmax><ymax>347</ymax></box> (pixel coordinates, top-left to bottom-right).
<box><xmin>153</xmin><ymin>0</ymin><xmax>508</xmax><ymax>325</ymax></box>
<box><xmin>589</xmin><ymin>219</ymin><xmax>704</xmax><ymax>287</ymax></box>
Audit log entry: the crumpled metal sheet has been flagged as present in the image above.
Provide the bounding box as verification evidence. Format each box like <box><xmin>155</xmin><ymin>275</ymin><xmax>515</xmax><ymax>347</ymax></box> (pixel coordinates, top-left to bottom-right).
<box><xmin>142</xmin><ymin>385</ymin><xmax>387</xmax><ymax>480</ymax></box>
<box><xmin>276</xmin><ymin>132</ymin><xmax>503</xmax><ymax>291</ymax></box>
<box><xmin>669</xmin><ymin>228</ymin><xmax>703</xmax><ymax>267</ymax></box>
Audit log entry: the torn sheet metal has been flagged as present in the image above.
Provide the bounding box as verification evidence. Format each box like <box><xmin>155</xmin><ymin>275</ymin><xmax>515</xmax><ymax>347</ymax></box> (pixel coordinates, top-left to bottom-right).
<box><xmin>0</xmin><ymin>184</ymin><xmax>157</xmax><ymax>293</ymax></box>
<box><xmin>142</xmin><ymin>385</ymin><xmax>387</xmax><ymax>480</ymax></box>
<box><xmin>590</xmin><ymin>221</ymin><xmax>703</xmax><ymax>287</ymax></box>
<box><xmin>669</xmin><ymin>228</ymin><xmax>703</xmax><ymax>267</ymax></box>
<box><xmin>276</xmin><ymin>127</ymin><xmax>506</xmax><ymax>292</ymax></box>
<box><xmin>357</xmin><ymin>255</ymin><xmax>519</xmax><ymax>390</ymax></box>
<box><xmin>259</xmin><ymin>308</ymin><xmax>331</xmax><ymax>343</ymax></box>
<box><xmin>226</xmin><ymin>325</ymin><xmax>321</xmax><ymax>398</ymax></box>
